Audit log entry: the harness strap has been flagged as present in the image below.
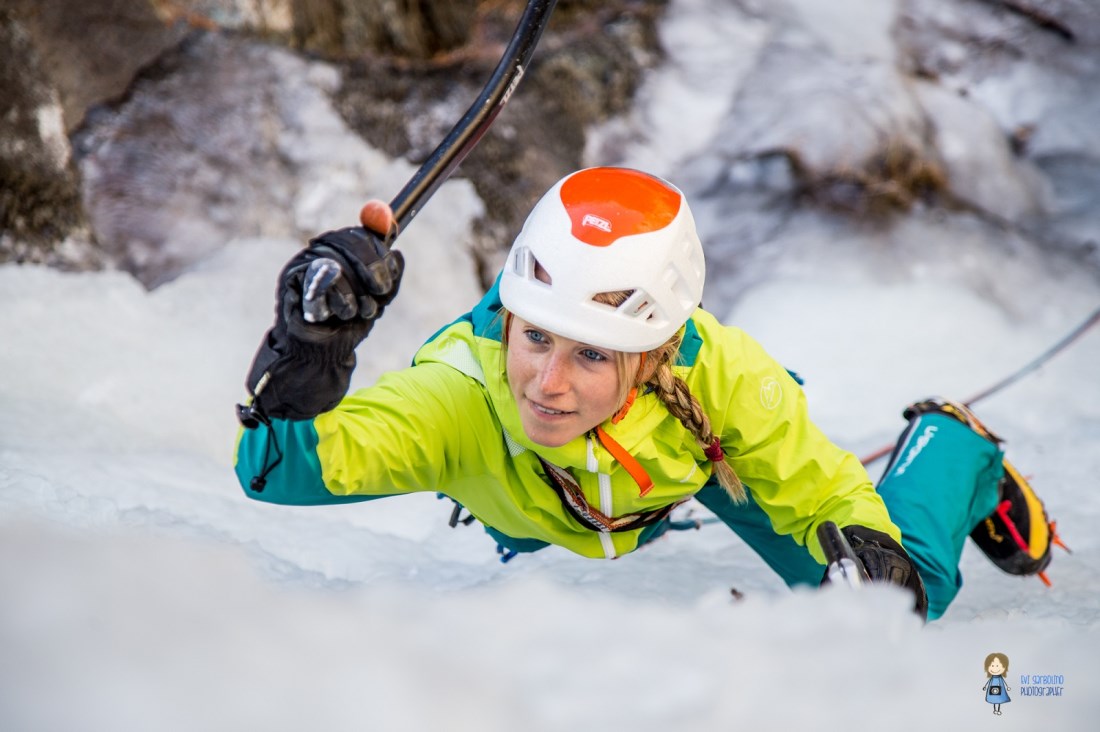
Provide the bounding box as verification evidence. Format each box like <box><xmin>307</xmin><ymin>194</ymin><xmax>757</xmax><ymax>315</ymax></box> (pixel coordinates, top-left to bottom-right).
<box><xmin>538</xmin><ymin>456</ymin><xmax>675</xmax><ymax>532</ymax></box>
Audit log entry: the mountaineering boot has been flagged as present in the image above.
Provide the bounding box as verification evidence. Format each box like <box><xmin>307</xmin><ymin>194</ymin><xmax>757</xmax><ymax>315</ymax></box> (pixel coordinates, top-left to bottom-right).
<box><xmin>903</xmin><ymin>398</ymin><xmax>1067</xmax><ymax>584</ymax></box>
<box><xmin>969</xmin><ymin>460</ymin><xmax>1065</xmax><ymax>582</ymax></box>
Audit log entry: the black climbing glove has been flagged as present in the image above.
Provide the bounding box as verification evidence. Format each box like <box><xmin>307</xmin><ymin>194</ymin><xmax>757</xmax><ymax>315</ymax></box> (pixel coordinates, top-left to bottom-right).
<box><xmin>281</xmin><ymin>227</ymin><xmax>404</xmax><ymax>343</ymax></box>
<box><xmin>827</xmin><ymin>524</ymin><xmax>929</xmax><ymax>619</ymax></box>
<box><xmin>240</xmin><ymin>226</ymin><xmax>405</xmax><ymax>424</ymax></box>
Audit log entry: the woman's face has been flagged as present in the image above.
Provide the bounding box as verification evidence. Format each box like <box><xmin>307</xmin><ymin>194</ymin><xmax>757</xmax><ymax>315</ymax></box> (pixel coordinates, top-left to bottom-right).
<box><xmin>988</xmin><ymin>657</ymin><xmax>1006</xmax><ymax>675</ymax></box>
<box><xmin>506</xmin><ymin>315</ymin><xmax>633</xmax><ymax>447</ymax></box>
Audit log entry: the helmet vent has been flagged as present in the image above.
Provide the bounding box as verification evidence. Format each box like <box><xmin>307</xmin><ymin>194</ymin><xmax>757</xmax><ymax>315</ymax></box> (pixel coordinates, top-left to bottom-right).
<box><xmin>617</xmin><ymin>289</ymin><xmax>657</xmax><ymax>321</ymax></box>
<box><xmin>513</xmin><ymin>249</ymin><xmax>556</xmax><ymax>289</ymax></box>
<box><xmin>511</xmin><ymin>246</ymin><xmax>533</xmax><ymax>277</ymax></box>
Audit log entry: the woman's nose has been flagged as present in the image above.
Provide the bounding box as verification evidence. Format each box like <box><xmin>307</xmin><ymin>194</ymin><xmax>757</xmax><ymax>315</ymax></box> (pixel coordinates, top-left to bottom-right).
<box><xmin>537</xmin><ymin>351</ymin><xmax>570</xmax><ymax>394</ymax></box>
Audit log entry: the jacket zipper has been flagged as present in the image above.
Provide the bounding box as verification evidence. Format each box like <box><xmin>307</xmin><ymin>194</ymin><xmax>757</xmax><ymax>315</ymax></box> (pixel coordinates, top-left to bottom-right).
<box><xmin>586</xmin><ymin>434</ymin><xmax>617</xmax><ymax>559</ymax></box>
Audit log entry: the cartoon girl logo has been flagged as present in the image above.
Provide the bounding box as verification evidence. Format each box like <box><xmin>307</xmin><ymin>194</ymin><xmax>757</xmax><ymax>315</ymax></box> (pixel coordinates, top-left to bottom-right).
<box><xmin>982</xmin><ymin>653</ymin><xmax>1012</xmax><ymax>715</ymax></box>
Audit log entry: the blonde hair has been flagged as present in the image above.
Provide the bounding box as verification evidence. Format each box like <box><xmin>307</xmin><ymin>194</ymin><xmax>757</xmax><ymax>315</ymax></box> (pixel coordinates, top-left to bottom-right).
<box><xmin>501</xmin><ymin>292</ymin><xmax>746</xmax><ymax>504</ymax></box>
<box><xmin>634</xmin><ymin>330</ymin><xmax>746</xmax><ymax>503</ymax></box>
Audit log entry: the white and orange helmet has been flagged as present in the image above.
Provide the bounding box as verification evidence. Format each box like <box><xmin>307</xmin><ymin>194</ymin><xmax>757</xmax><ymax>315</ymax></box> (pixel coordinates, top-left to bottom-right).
<box><xmin>499</xmin><ymin>167</ymin><xmax>705</xmax><ymax>353</ymax></box>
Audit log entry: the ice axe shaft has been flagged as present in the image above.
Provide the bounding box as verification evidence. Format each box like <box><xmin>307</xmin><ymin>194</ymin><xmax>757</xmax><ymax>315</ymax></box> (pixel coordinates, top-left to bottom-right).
<box><xmin>305</xmin><ymin>0</ymin><xmax>557</xmax><ymax>318</ymax></box>
<box><xmin>386</xmin><ymin>0</ymin><xmax>559</xmax><ymax>241</ymax></box>
<box><xmin>818</xmin><ymin>521</ymin><xmax>871</xmax><ymax>589</ymax></box>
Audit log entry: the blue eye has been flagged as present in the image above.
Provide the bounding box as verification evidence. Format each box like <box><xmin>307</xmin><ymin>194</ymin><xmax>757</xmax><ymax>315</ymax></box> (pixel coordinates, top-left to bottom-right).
<box><xmin>524</xmin><ymin>329</ymin><xmax>546</xmax><ymax>344</ymax></box>
<box><xmin>581</xmin><ymin>348</ymin><xmax>607</xmax><ymax>362</ymax></box>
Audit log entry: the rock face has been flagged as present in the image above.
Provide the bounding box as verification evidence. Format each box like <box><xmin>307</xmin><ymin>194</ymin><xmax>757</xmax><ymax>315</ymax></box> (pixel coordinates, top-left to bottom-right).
<box><xmin>0</xmin><ymin>9</ymin><xmax>88</xmax><ymax>264</ymax></box>
<box><xmin>335</xmin><ymin>1</ymin><xmax>664</xmax><ymax>283</ymax></box>
<box><xmin>12</xmin><ymin>0</ymin><xmax>192</xmax><ymax>132</ymax></box>
<box><xmin>1</xmin><ymin>0</ymin><xmax>189</xmax><ymax>267</ymax></box>
<box><xmin>897</xmin><ymin>0</ymin><xmax>1100</xmax><ymax>267</ymax></box>
<box><xmin>2</xmin><ymin>0</ymin><xmax>1099</xmax><ymax>290</ymax></box>
<box><xmin>1</xmin><ymin>0</ymin><xmax>667</xmax><ymax>286</ymax></box>
<box><xmin>290</xmin><ymin>0</ymin><xmax>478</xmax><ymax>59</ymax></box>
<box><xmin>74</xmin><ymin>34</ymin><xmax>310</xmax><ymax>287</ymax></box>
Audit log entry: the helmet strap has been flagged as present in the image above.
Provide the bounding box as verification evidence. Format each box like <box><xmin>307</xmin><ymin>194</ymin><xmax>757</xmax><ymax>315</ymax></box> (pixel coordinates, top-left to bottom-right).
<box><xmin>595</xmin><ymin>425</ymin><xmax>654</xmax><ymax>497</ymax></box>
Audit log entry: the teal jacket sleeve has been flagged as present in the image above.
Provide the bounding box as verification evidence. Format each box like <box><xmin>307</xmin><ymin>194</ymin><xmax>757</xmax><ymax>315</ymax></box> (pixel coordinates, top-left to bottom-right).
<box><xmin>234</xmin><ymin>362</ymin><xmax>491</xmax><ymax>506</ymax></box>
<box><xmin>235</xmin><ymin>417</ymin><xmax>389</xmax><ymax>506</ymax></box>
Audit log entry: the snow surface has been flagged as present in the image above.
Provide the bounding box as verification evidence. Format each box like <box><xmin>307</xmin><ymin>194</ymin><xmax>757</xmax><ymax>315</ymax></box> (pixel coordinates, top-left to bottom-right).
<box><xmin>3</xmin><ymin>4</ymin><xmax>1100</xmax><ymax>731</ymax></box>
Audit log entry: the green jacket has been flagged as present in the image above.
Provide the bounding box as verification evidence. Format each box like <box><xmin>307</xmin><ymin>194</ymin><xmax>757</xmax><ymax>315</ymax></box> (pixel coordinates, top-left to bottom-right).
<box><xmin>235</xmin><ymin>283</ymin><xmax>900</xmax><ymax>562</ymax></box>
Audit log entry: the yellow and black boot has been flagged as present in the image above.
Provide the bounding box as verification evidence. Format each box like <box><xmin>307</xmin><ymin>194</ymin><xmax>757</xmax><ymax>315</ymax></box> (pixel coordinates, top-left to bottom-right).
<box><xmin>969</xmin><ymin>461</ymin><xmax>1067</xmax><ymax>585</ymax></box>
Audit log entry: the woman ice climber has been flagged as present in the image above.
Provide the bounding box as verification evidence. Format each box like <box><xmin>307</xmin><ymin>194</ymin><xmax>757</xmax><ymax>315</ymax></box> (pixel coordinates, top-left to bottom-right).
<box><xmin>235</xmin><ymin>167</ymin><xmax>1057</xmax><ymax>620</ymax></box>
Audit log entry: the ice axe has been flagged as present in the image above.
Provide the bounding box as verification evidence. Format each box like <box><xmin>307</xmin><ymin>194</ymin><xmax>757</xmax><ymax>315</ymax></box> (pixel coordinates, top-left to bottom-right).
<box><xmin>304</xmin><ymin>0</ymin><xmax>559</xmax><ymax>323</ymax></box>
<box><xmin>818</xmin><ymin>521</ymin><xmax>871</xmax><ymax>589</ymax></box>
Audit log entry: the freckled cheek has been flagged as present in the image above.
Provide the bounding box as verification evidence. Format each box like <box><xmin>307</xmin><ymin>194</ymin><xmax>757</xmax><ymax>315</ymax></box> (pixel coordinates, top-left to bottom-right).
<box><xmin>580</xmin><ymin>369</ymin><xmax>621</xmax><ymax>418</ymax></box>
<box><xmin>505</xmin><ymin>351</ymin><xmax>521</xmax><ymax>396</ymax></box>
<box><xmin>506</xmin><ymin>348</ymin><xmax>534</xmax><ymax>397</ymax></box>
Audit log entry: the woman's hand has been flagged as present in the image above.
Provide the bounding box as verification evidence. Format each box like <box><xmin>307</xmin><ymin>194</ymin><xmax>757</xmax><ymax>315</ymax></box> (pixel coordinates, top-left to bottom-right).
<box><xmin>240</xmin><ymin>201</ymin><xmax>404</xmax><ymax>423</ymax></box>
<box><xmin>823</xmin><ymin>524</ymin><xmax>929</xmax><ymax>619</ymax></box>
<box><xmin>291</xmin><ymin>201</ymin><xmax>404</xmax><ymax>341</ymax></box>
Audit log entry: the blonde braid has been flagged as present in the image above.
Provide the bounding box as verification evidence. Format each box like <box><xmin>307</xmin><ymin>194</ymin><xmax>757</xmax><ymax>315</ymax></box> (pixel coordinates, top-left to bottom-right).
<box><xmin>649</xmin><ymin>359</ymin><xmax>746</xmax><ymax>503</ymax></box>
<box><xmin>586</xmin><ymin>287</ymin><xmax>745</xmax><ymax>502</ymax></box>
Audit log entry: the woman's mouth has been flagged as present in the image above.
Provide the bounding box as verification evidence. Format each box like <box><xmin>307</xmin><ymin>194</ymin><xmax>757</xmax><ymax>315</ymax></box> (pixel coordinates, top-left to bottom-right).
<box><xmin>529</xmin><ymin>399</ymin><xmax>572</xmax><ymax>417</ymax></box>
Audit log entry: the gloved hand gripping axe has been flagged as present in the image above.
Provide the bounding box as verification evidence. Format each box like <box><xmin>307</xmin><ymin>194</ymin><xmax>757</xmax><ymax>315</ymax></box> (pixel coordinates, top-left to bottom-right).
<box><xmin>818</xmin><ymin>521</ymin><xmax>872</xmax><ymax>589</ymax></box>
